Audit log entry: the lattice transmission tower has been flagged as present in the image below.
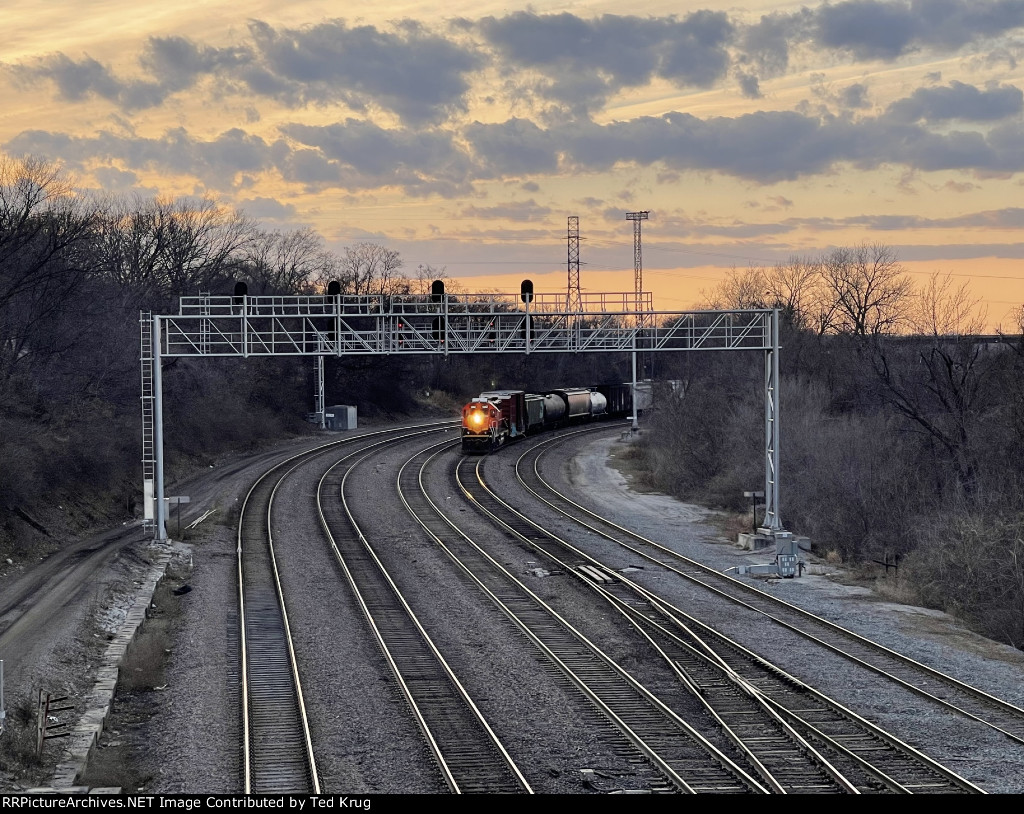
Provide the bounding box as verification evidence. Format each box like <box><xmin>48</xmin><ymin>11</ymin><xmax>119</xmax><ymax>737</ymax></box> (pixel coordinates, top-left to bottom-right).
<box><xmin>566</xmin><ymin>215</ymin><xmax>581</xmax><ymax>313</ymax></box>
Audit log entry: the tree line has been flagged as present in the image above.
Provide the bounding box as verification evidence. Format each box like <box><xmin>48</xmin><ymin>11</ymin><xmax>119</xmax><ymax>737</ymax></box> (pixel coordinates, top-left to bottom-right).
<box><xmin>639</xmin><ymin>247</ymin><xmax>1024</xmax><ymax>649</ymax></box>
<box><xmin>0</xmin><ymin>156</ymin><xmax>464</xmax><ymax>559</ymax></box>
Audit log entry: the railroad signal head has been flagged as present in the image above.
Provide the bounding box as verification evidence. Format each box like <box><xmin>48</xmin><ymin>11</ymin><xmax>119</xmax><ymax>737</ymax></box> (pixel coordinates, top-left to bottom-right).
<box><xmin>431</xmin><ymin>279</ymin><xmax>445</xmax><ymax>303</ymax></box>
<box><xmin>521</xmin><ymin>279</ymin><xmax>534</xmax><ymax>304</ymax></box>
<box><xmin>233</xmin><ymin>281</ymin><xmax>248</xmax><ymax>306</ymax></box>
<box><xmin>326</xmin><ymin>280</ymin><xmax>341</xmax><ymax>296</ymax></box>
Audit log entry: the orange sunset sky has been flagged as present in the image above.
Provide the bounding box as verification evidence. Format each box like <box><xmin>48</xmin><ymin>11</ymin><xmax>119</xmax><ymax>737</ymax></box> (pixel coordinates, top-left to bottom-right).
<box><xmin>3</xmin><ymin>1</ymin><xmax>1023</xmax><ymax>329</ymax></box>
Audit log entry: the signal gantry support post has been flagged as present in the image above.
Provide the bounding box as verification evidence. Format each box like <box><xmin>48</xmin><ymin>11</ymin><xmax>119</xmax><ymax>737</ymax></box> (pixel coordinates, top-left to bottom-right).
<box><xmin>152</xmin><ymin>315</ymin><xmax>167</xmax><ymax>542</ymax></box>
<box><xmin>763</xmin><ymin>308</ymin><xmax>782</xmax><ymax>533</ymax></box>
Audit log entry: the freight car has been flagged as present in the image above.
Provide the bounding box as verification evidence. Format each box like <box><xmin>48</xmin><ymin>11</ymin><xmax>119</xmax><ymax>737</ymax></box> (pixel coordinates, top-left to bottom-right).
<box><xmin>461</xmin><ymin>382</ymin><xmax>634</xmax><ymax>453</ymax></box>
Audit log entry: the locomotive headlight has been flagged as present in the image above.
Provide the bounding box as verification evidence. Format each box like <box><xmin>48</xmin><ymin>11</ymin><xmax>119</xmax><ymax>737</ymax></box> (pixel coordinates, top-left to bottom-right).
<box><xmin>471</xmin><ymin>411</ymin><xmax>484</xmax><ymax>426</ymax></box>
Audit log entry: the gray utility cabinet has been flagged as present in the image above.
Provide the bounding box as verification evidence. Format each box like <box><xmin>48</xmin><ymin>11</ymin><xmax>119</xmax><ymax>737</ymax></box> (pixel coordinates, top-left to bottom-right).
<box><xmin>325</xmin><ymin>405</ymin><xmax>357</xmax><ymax>430</ymax></box>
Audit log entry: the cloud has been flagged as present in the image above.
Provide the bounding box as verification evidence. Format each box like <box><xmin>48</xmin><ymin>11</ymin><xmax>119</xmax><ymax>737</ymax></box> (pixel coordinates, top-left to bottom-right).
<box><xmin>280</xmin><ymin>119</ymin><xmax>474</xmax><ymax>196</ymax></box>
<box><xmin>6</xmin><ymin>37</ymin><xmax>248</xmax><ymax>112</ymax></box>
<box><xmin>885</xmin><ymin>80</ymin><xmax>1024</xmax><ymax>122</ymax></box>
<box><xmin>812</xmin><ymin>0</ymin><xmax>919</xmax><ymax>59</ymax></box>
<box><xmin>243</xmin><ymin>19</ymin><xmax>481</xmax><ymax>125</ymax></box>
<box><xmin>465</xmin><ymin>104</ymin><xmax>1024</xmax><ymax>183</ymax></box>
<box><xmin>808</xmin><ymin>0</ymin><xmax>1024</xmax><ymax>59</ymax></box>
<box><xmin>457</xmin><ymin>200</ymin><xmax>552</xmax><ymax>221</ymax></box>
<box><xmin>4</xmin><ymin>19</ymin><xmax>481</xmax><ymax>126</ymax></box>
<box><xmin>6</xmin><ymin>4</ymin><xmax>1024</xmax><ymax>128</ymax></box>
<box><xmin>5</xmin><ymin>127</ymin><xmax>280</xmax><ymax>188</ymax></box>
<box><xmin>236</xmin><ymin>196</ymin><xmax>298</xmax><ymax>221</ymax></box>
<box><xmin>7</xmin><ymin>73</ymin><xmax>1024</xmax><ymax>196</ymax></box>
<box><xmin>478</xmin><ymin>11</ymin><xmax>735</xmax><ymax>113</ymax></box>
<box><xmin>463</xmin><ymin>118</ymin><xmax>560</xmax><ymax>177</ymax></box>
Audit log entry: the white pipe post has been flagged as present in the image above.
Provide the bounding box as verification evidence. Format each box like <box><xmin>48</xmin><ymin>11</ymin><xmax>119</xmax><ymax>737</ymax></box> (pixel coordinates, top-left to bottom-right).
<box><xmin>153</xmin><ymin>316</ymin><xmax>168</xmax><ymax>541</ymax></box>
<box><xmin>631</xmin><ymin>332</ymin><xmax>639</xmax><ymax>431</ymax></box>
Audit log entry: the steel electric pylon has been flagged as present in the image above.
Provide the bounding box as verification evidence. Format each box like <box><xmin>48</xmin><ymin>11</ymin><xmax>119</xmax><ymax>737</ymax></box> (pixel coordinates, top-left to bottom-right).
<box><xmin>566</xmin><ymin>216</ymin><xmax>581</xmax><ymax>314</ymax></box>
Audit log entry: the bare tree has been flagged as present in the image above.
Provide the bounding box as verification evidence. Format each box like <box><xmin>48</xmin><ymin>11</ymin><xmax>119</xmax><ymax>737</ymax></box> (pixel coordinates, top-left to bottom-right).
<box><xmin>408</xmin><ymin>263</ymin><xmax>463</xmax><ymax>296</ymax></box>
<box><xmin>820</xmin><ymin>243</ymin><xmax>914</xmax><ymax>335</ymax></box>
<box><xmin>0</xmin><ymin>156</ymin><xmax>103</xmax><ymax>383</ymax></box>
<box><xmin>338</xmin><ymin>242</ymin><xmax>405</xmax><ymax>297</ymax></box>
<box><xmin>911</xmin><ymin>272</ymin><xmax>987</xmax><ymax>337</ymax></box>
<box><xmin>699</xmin><ymin>266</ymin><xmax>769</xmax><ymax>310</ymax></box>
<box><xmin>762</xmin><ymin>256</ymin><xmax>832</xmax><ymax>333</ymax></box>
<box><xmin>242</xmin><ymin>227</ymin><xmax>338</xmax><ymax>295</ymax></box>
<box><xmin>870</xmin><ymin>273</ymin><xmax>994</xmax><ymax>496</ymax></box>
<box><xmin>95</xmin><ymin>196</ymin><xmax>255</xmax><ymax>301</ymax></box>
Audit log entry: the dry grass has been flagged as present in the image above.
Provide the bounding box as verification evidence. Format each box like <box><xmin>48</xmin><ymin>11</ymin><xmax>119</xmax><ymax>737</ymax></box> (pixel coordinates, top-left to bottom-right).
<box><xmin>605</xmin><ymin>440</ymin><xmax>659</xmax><ymax>493</ymax></box>
<box><xmin>719</xmin><ymin>511</ymin><xmax>759</xmax><ymax>538</ymax></box>
<box><xmin>0</xmin><ymin>695</ymin><xmax>44</xmax><ymax>775</ymax></box>
<box><xmin>872</xmin><ymin>574</ymin><xmax>921</xmax><ymax>605</ymax></box>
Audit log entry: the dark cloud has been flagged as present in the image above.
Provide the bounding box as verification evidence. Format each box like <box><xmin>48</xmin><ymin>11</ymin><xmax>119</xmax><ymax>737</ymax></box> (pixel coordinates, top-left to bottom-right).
<box><xmin>659</xmin><ymin>11</ymin><xmax>735</xmax><ymax>87</ymax></box>
<box><xmin>809</xmin><ymin>0</ymin><xmax>1024</xmax><ymax>60</ymax></box>
<box><xmin>6</xmin><ymin>4</ymin><xmax>1024</xmax><ymax>127</ymax></box>
<box><xmin>739</xmin><ymin>11</ymin><xmax>803</xmax><ymax>78</ymax></box>
<box><xmin>7</xmin><ymin>53</ymin><xmax>166</xmax><ymax>111</ymax></box>
<box><xmin>140</xmin><ymin>36</ymin><xmax>250</xmax><ymax>91</ymax></box>
<box><xmin>6</xmin><ymin>37</ymin><xmax>247</xmax><ymax>111</ymax></box>
<box><xmin>478</xmin><ymin>11</ymin><xmax>734</xmax><ymax>112</ymax></box>
<box><xmin>463</xmin><ymin>118</ymin><xmax>560</xmax><ymax>177</ymax></box>
<box><xmin>280</xmin><ymin>119</ymin><xmax>473</xmax><ymax>196</ymax></box>
<box><xmin>462</xmin><ymin>106</ymin><xmax>1024</xmax><ymax>184</ymax></box>
<box><xmin>736</xmin><ymin>71</ymin><xmax>762</xmax><ymax>99</ymax></box>
<box><xmin>840</xmin><ymin>84</ymin><xmax>872</xmax><ymax>109</ymax></box>
<box><xmin>4</xmin><ymin>20</ymin><xmax>480</xmax><ymax>125</ymax></box>
<box><xmin>814</xmin><ymin>0</ymin><xmax>919</xmax><ymax>59</ymax></box>
<box><xmin>4</xmin><ymin>127</ymin><xmax>278</xmax><ymax>188</ymax></box>
<box><xmin>885</xmin><ymin>80</ymin><xmax>1024</xmax><ymax>122</ymax></box>
<box><xmin>245</xmin><ymin>19</ymin><xmax>481</xmax><ymax>125</ymax></box>
<box><xmin>8</xmin><ymin>64</ymin><xmax>1024</xmax><ymax>197</ymax></box>
<box><xmin>237</xmin><ymin>196</ymin><xmax>298</xmax><ymax>221</ymax></box>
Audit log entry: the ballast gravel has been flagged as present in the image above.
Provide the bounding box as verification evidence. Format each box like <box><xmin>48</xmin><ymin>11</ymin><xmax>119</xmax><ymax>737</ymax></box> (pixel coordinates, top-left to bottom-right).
<box><xmin>21</xmin><ymin>422</ymin><xmax>1024</xmax><ymax>795</ymax></box>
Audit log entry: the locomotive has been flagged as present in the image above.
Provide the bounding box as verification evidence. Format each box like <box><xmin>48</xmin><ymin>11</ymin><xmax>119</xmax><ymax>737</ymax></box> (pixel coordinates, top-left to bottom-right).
<box><xmin>461</xmin><ymin>383</ymin><xmax>634</xmax><ymax>453</ymax></box>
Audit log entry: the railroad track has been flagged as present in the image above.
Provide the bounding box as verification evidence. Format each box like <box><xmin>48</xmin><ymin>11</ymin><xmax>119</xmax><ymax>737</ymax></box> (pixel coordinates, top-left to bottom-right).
<box><xmin>401</xmin><ymin>440</ymin><xmax>770</xmax><ymax>794</ymax></box>
<box><xmin>236</xmin><ymin>422</ymin><xmax>453</xmax><ymax>793</ymax></box>
<box><xmin>458</xmin><ymin>428</ymin><xmax>985</xmax><ymax>793</ymax></box>
<box><xmin>515</xmin><ymin>427</ymin><xmax>1024</xmax><ymax>748</ymax></box>
<box><xmin>316</xmin><ymin>431</ymin><xmax>533</xmax><ymax>794</ymax></box>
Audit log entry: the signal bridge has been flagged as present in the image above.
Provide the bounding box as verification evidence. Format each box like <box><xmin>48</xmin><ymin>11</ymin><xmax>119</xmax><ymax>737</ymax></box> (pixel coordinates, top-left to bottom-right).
<box><xmin>141</xmin><ymin>290</ymin><xmax>793</xmax><ymax>575</ymax></box>
<box><xmin>164</xmin><ymin>291</ymin><xmax>772</xmax><ymax>357</ymax></box>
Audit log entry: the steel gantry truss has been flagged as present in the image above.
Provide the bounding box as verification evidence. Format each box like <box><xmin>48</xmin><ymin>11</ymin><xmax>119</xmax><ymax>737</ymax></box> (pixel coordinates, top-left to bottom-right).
<box><xmin>140</xmin><ymin>292</ymin><xmax>786</xmax><ymax>548</ymax></box>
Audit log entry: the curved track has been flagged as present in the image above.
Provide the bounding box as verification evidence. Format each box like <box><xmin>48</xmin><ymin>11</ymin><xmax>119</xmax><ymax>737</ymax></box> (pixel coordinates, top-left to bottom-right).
<box><xmin>517</xmin><ymin>427</ymin><xmax>1024</xmax><ymax>747</ymax></box>
<box><xmin>459</xmin><ymin>426</ymin><xmax>987</xmax><ymax>793</ymax></box>
<box><xmin>401</xmin><ymin>442</ymin><xmax>769</xmax><ymax>794</ymax></box>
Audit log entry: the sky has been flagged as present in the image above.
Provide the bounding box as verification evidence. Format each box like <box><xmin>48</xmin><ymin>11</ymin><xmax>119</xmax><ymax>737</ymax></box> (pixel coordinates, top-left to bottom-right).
<box><xmin>3</xmin><ymin>0</ymin><xmax>1024</xmax><ymax>329</ymax></box>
